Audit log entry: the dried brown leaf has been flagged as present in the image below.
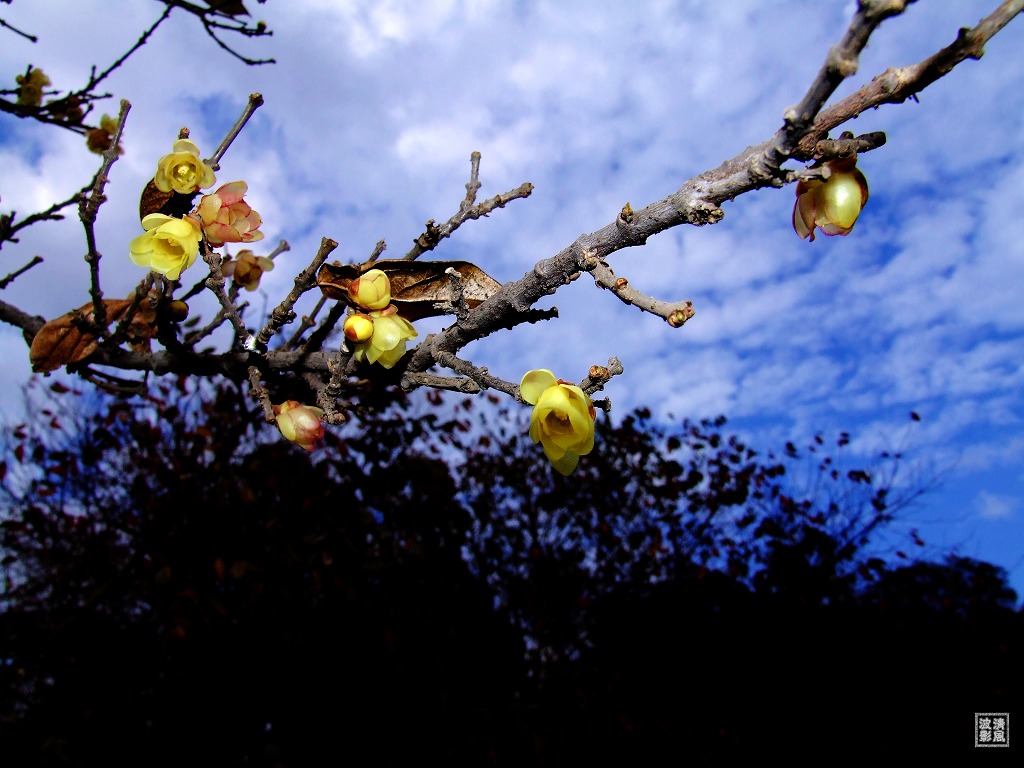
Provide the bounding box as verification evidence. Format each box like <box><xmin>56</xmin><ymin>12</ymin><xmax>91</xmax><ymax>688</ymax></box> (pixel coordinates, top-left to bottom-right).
<box><xmin>315</xmin><ymin>262</ymin><xmax>359</xmax><ymax>301</ymax></box>
<box><xmin>206</xmin><ymin>0</ymin><xmax>249</xmax><ymax>16</ymax></box>
<box><xmin>29</xmin><ymin>299</ymin><xmax>132</xmax><ymax>373</ymax></box>
<box><xmin>138</xmin><ymin>179</ymin><xmax>199</xmax><ymax>221</ymax></box>
<box><xmin>316</xmin><ymin>260</ymin><xmax>502</xmax><ymax>320</ymax></box>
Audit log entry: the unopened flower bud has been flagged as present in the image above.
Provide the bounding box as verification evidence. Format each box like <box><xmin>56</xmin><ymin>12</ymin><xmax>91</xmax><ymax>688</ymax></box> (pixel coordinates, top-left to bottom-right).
<box><xmin>343</xmin><ymin>313</ymin><xmax>374</xmax><ymax>343</ymax></box>
<box><xmin>165</xmin><ymin>300</ymin><xmax>189</xmax><ymax>322</ymax></box>
<box><xmin>793</xmin><ymin>157</ymin><xmax>869</xmax><ymax>242</ymax></box>
<box><xmin>348</xmin><ymin>269</ymin><xmax>391</xmax><ymax>310</ymax></box>
<box><xmin>273</xmin><ymin>401</ymin><xmax>325</xmax><ymax>452</ymax></box>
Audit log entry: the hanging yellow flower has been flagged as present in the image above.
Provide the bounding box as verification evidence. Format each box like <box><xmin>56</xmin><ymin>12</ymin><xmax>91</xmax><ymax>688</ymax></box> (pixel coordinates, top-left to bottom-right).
<box><xmin>793</xmin><ymin>157</ymin><xmax>869</xmax><ymax>242</ymax></box>
<box><xmin>350</xmin><ymin>308</ymin><xmax>417</xmax><ymax>369</ymax></box>
<box><xmin>520</xmin><ymin>369</ymin><xmax>596</xmax><ymax>476</ymax></box>
<box><xmin>129</xmin><ymin>214</ymin><xmax>202</xmax><ymax>281</ymax></box>
<box><xmin>274</xmin><ymin>401</ymin><xmax>325</xmax><ymax>452</ymax></box>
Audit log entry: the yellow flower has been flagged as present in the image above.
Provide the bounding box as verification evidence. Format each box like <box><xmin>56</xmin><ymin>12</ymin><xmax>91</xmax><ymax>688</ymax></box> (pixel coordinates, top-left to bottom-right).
<box><xmin>348</xmin><ymin>269</ymin><xmax>391</xmax><ymax>310</ymax></box>
<box><xmin>16</xmin><ymin>67</ymin><xmax>50</xmax><ymax>107</ymax></box>
<box><xmin>793</xmin><ymin>157</ymin><xmax>869</xmax><ymax>242</ymax></box>
<box><xmin>153</xmin><ymin>138</ymin><xmax>216</xmax><ymax>195</ymax></box>
<box><xmin>520</xmin><ymin>369</ymin><xmax>596</xmax><ymax>476</ymax></box>
<box><xmin>196</xmin><ymin>181</ymin><xmax>264</xmax><ymax>246</ymax></box>
<box><xmin>85</xmin><ymin>114</ymin><xmax>124</xmax><ymax>155</ymax></box>
<box><xmin>222</xmin><ymin>249</ymin><xmax>274</xmax><ymax>291</ymax></box>
<box><xmin>351</xmin><ymin>308</ymin><xmax>417</xmax><ymax>369</ymax></box>
<box><xmin>274</xmin><ymin>401</ymin><xmax>325</xmax><ymax>452</ymax></box>
<box><xmin>129</xmin><ymin>214</ymin><xmax>202</xmax><ymax>281</ymax></box>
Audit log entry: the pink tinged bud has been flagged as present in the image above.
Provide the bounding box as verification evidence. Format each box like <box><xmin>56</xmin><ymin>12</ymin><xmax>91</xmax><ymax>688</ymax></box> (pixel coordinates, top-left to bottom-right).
<box><xmin>273</xmin><ymin>400</ymin><xmax>325</xmax><ymax>452</ymax></box>
<box><xmin>793</xmin><ymin>158</ymin><xmax>869</xmax><ymax>242</ymax></box>
<box><xmin>196</xmin><ymin>181</ymin><xmax>264</xmax><ymax>246</ymax></box>
<box><xmin>348</xmin><ymin>269</ymin><xmax>392</xmax><ymax>310</ymax></box>
<box><xmin>343</xmin><ymin>313</ymin><xmax>375</xmax><ymax>342</ymax></box>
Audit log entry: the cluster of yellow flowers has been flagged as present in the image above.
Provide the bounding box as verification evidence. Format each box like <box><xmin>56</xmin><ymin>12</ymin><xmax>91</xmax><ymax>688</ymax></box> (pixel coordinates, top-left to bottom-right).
<box><xmin>342</xmin><ymin>270</ymin><xmax>418</xmax><ymax>369</ymax></box>
<box><xmin>123</xmin><ymin>134</ymin><xmax>868</xmax><ymax>465</ymax></box>
<box><xmin>129</xmin><ymin>138</ymin><xmax>266</xmax><ymax>284</ymax></box>
<box><xmin>15</xmin><ymin>67</ymin><xmax>50</xmax><ymax>107</ymax></box>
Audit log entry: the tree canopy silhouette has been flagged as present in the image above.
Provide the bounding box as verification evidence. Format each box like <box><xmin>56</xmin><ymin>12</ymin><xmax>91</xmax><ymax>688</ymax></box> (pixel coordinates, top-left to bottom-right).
<box><xmin>1</xmin><ymin>380</ymin><xmax>1019</xmax><ymax>764</ymax></box>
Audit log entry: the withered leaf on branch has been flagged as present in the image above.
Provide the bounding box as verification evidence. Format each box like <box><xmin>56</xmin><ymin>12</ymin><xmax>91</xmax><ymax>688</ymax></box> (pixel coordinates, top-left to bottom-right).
<box><xmin>138</xmin><ymin>179</ymin><xmax>199</xmax><ymax>221</ymax></box>
<box><xmin>316</xmin><ymin>260</ymin><xmax>502</xmax><ymax>320</ymax></box>
<box><xmin>29</xmin><ymin>299</ymin><xmax>133</xmax><ymax>373</ymax></box>
<box><xmin>206</xmin><ymin>0</ymin><xmax>249</xmax><ymax>16</ymax></box>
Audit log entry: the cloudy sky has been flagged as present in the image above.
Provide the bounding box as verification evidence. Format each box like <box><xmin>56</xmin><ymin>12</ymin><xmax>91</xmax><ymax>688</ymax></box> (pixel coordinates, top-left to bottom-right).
<box><xmin>1</xmin><ymin>0</ymin><xmax>1022</xmax><ymax>596</ymax></box>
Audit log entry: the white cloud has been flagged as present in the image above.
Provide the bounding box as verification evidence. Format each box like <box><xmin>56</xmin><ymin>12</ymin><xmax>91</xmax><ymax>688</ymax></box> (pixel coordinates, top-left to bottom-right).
<box><xmin>976</xmin><ymin>491</ymin><xmax>1020</xmax><ymax>521</ymax></box>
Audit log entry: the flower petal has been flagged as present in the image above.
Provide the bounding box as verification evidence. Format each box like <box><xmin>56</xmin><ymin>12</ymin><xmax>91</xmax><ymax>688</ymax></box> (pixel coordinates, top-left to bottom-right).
<box><xmin>549</xmin><ymin>451</ymin><xmax>580</xmax><ymax>476</ymax></box>
<box><xmin>520</xmin><ymin>369</ymin><xmax>556</xmax><ymax>405</ymax></box>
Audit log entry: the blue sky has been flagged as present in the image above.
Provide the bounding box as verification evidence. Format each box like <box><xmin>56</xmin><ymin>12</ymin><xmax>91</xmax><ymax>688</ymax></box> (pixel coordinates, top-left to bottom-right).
<box><xmin>1</xmin><ymin>1</ymin><xmax>1022</xmax><ymax>597</ymax></box>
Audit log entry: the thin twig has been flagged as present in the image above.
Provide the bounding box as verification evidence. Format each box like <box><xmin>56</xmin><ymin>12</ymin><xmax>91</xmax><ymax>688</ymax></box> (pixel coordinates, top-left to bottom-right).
<box><xmin>86</xmin><ymin>6</ymin><xmax>172</xmax><ymax>93</ymax></box>
<box><xmin>200</xmin><ymin>244</ymin><xmax>252</xmax><ymax>347</ymax></box>
<box><xmin>79</xmin><ymin>99</ymin><xmax>131</xmax><ymax>334</ymax></box>
<box><xmin>589</xmin><ymin>259</ymin><xmax>695</xmax><ymax>328</ymax></box>
<box><xmin>108</xmin><ymin>274</ymin><xmax>155</xmax><ymax>347</ymax></box>
<box><xmin>254</xmin><ymin>237</ymin><xmax>337</xmax><ymax>351</ymax></box>
<box><xmin>367</xmin><ymin>239</ymin><xmax>387</xmax><ymax>263</ymax></box>
<box><xmin>283</xmin><ymin>295</ymin><xmax>327</xmax><ymax>351</ymax></box>
<box><xmin>432</xmin><ymin>351</ymin><xmax>519</xmax><ymax>397</ymax></box>
<box><xmin>403</xmin><ymin>152</ymin><xmax>533</xmax><ymax>259</ymax></box>
<box><xmin>247</xmin><ymin>365</ymin><xmax>276</xmax><ymax>422</ymax></box>
<box><xmin>0</xmin><ymin>15</ymin><xmax>38</xmax><ymax>42</ymax></box>
<box><xmin>0</xmin><ymin>255</ymin><xmax>43</xmax><ymax>289</ymax></box>
<box><xmin>206</xmin><ymin>93</ymin><xmax>265</xmax><ymax>170</ymax></box>
<box><xmin>0</xmin><ymin>186</ymin><xmax>89</xmax><ymax>250</ymax></box>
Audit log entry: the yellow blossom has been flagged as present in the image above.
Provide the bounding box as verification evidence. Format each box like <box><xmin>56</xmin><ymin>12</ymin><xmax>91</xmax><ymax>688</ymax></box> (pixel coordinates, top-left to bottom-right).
<box><xmin>520</xmin><ymin>369</ymin><xmax>596</xmax><ymax>476</ymax></box>
<box><xmin>274</xmin><ymin>401</ymin><xmax>325</xmax><ymax>452</ymax></box>
<box><xmin>129</xmin><ymin>214</ymin><xmax>202</xmax><ymax>281</ymax></box>
<box><xmin>16</xmin><ymin>67</ymin><xmax>50</xmax><ymax>107</ymax></box>
<box><xmin>222</xmin><ymin>249</ymin><xmax>274</xmax><ymax>291</ymax></box>
<box><xmin>85</xmin><ymin>114</ymin><xmax>124</xmax><ymax>155</ymax></box>
<box><xmin>196</xmin><ymin>181</ymin><xmax>264</xmax><ymax>246</ymax></box>
<box><xmin>153</xmin><ymin>138</ymin><xmax>216</xmax><ymax>195</ymax></box>
<box><xmin>793</xmin><ymin>157</ymin><xmax>869</xmax><ymax>242</ymax></box>
<box><xmin>351</xmin><ymin>308</ymin><xmax>417</xmax><ymax>369</ymax></box>
<box><xmin>349</xmin><ymin>269</ymin><xmax>391</xmax><ymax>310</ymax></box>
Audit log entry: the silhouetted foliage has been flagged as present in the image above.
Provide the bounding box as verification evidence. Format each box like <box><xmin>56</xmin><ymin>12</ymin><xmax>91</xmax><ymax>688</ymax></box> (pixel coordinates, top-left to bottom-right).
<box><xmin>1</xmin><ymin>380</ymin><xmax>1020</xmax><ymax>764</ymax></box>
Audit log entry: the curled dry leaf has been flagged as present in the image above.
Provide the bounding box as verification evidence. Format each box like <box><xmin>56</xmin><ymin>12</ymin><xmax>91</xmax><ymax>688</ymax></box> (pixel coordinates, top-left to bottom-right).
<box><xmin>206</xmin><ymin>0</ymin><xmax>250</xmax><ymax>16</ymax></box>
<box><xmin>138</xmin><ymin>179</ymin><xmax>199</xmax><ymax>221</ymax></box>
<box><xmin>316</xmin><ymin>259</ymin><xmax>502</xmax><ymax>321</ymax></box>
<box><xmin>30</xmin><ymin>299</ymin><xmax>133</xmax><ymax>373</ymax></box>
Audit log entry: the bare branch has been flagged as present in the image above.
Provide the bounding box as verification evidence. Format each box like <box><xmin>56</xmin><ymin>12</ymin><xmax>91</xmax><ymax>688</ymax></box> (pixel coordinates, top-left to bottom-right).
<box><xmin>254</xmin><ymin>237</ymin><xmax>338</xmax><ymax>352</ymax></box>
<box><xmin>404</xmin><ymin>152</ymin><xmax>534</xmax><ymax>260</ymax></box>
<box><xmin>205</xmin><ymin>92</ymin><xmax>264</xmax><ymax>170</ymax></box>
<box><xmin>0</xmin><ymin>15</ymin><xmax>37</xmax><ymax>42</ymax></box>
<box><xmin>0</xmin><ymin>187</ymin><xmax>88</xmax><ymax>251</ymax></box>
<box><xmin>590</xmin><ymin>238</ymin><xmax>695</xmax><ymax>328</ymax></box>
<box><xmin>0</xmin><ymin>255</ymin><xmax>43</xmax><ymax>290</ymax></box>
<box><xmin>794</xmin><ymin>0</ymin><xmax>1024</xmax><ymax>153</ymax></box>
<box><xmin>79</xmin><ymin>99</ymin><xmax>131</xmax><ymax>334</ymax></box>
